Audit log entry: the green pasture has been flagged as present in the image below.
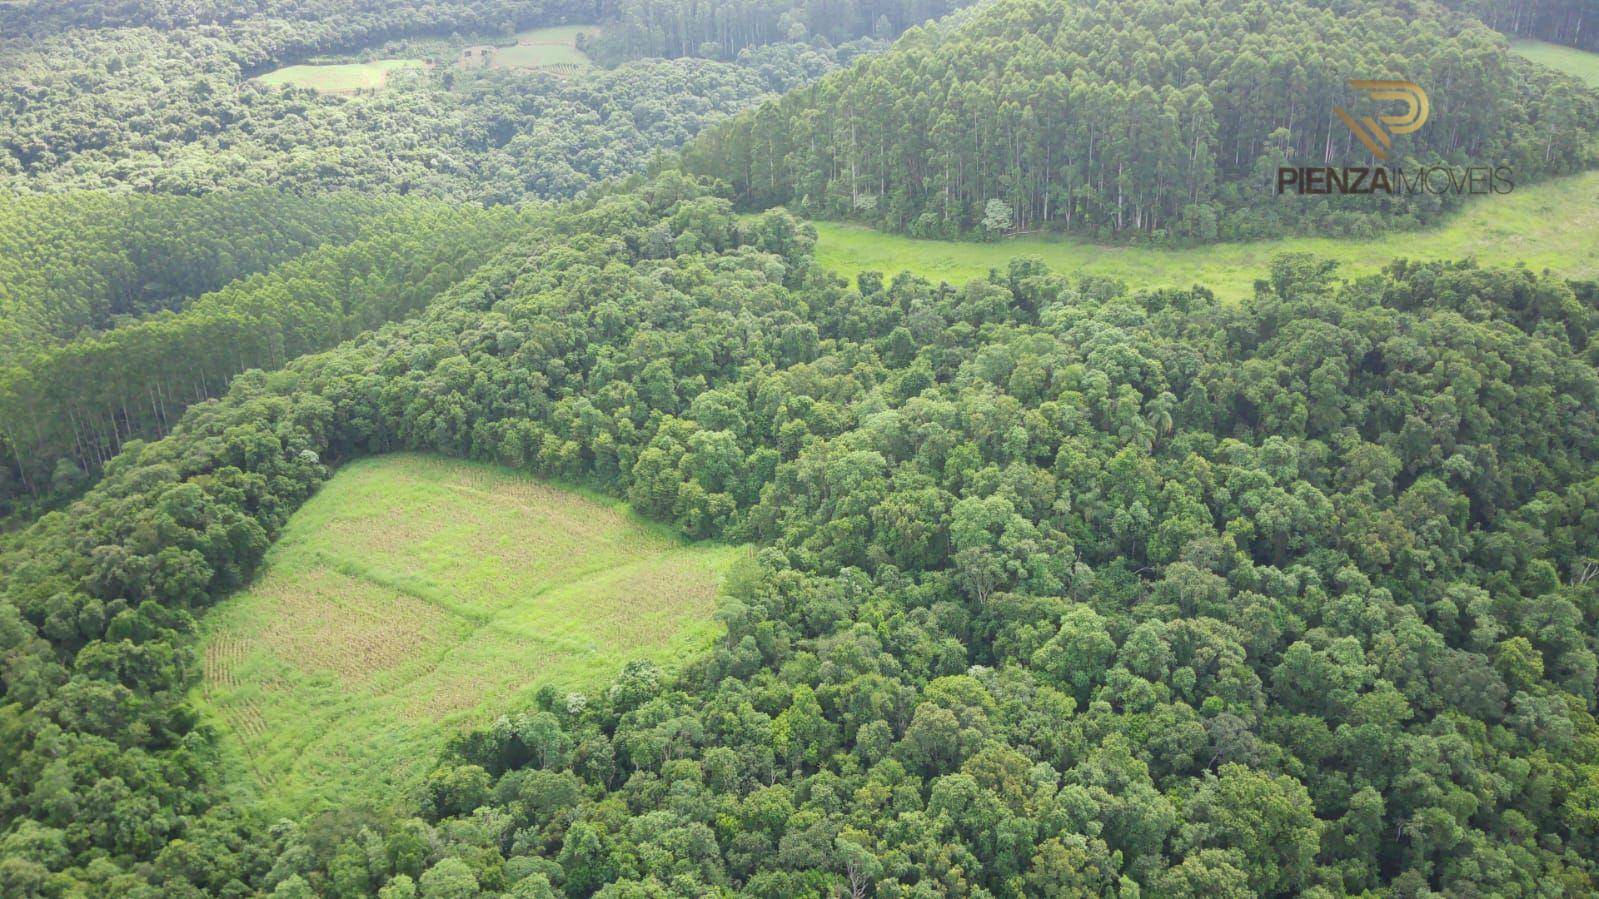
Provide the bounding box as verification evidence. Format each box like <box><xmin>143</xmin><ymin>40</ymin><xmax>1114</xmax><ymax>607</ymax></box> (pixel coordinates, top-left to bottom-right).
<box><xmin>1511</xmin><ymin>38</ymin><xmax>1599</xmax><ymax>87</ymax></box>
<box><xmin>193</xmin><ymin>454</ymin><xmax>737</xmax><ymax>815</ymax></box>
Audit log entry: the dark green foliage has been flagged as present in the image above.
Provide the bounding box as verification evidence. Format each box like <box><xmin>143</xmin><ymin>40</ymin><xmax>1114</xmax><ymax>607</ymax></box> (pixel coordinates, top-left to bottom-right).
<box><xmin>0</xmin><ymin>201</ymin><xmax>531</xmax><ymax>512</ymax></box>
<box><xmin>2</xmin><ymin>173</ymin><xmax>1597</xmax><ymax>895</ymax></box>
<box><xmin>683</xmin><ymin>0</ymin><xmax>1599</xmax><ymax>240</ymax></box>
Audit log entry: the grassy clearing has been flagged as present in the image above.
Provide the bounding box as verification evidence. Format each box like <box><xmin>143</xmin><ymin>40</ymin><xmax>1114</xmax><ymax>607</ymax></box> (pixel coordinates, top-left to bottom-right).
<box><xmin>512</xmin><ymin>24</ymin><xmax>602</xmax><ymax>45</ymax></box>
<box><xmin>1512</xmin><ymin>38</ymin><xmax>1599</xmax><ymax>87</ymax></box>
<box><xmin>460</xmin><ymin>24</ymin><xmax>599</xmax><ymax>73</ymax></box>
<box><xmin>194</xmin><ymin>454</ymin><xmax>738</xmax><ymax>815</ymax></box>
<box><xmin>490</xmin><ymin>42</ymin><xmax>592</xmax><ymax>71</ymax></box>
<box><xmin>809</xmin><ymin>170</ymin><xmax>1599</xmax><ymax>300</ymax></box>
<box><xmin>256</xmin><ymin>59</ymin><xmax>425</xmax><ymax>93</ymax></box>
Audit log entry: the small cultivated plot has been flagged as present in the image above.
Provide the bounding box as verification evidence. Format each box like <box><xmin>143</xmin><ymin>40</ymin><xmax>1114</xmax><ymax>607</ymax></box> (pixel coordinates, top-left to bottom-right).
<box><xmin>194</xmin><ymin>453</ymin><xmax>739</xmax><ymax>815</ymax></box>
<box><xmin>490</xmin><ymin>41</ymin><xmax>591</xmax><ymax>70</ymax></box>
<box><xmin>255</xmin><ymin>59</ymin><xmax>426</xmax><ymax>93</ymax></box>
<box><xmin>1511</xmin><ymin>38</ymin><xmax>1599</xmax><ymax>87</ymax></box>
<box><xmin>460</xmin><ymin>24</ymin><xmax>599</xmax><ymax>74</ymax></box>
<box><xmin>809</xmin><ymin>169</ymin><xmax>1599</xmax><ymax>301</ymax></box>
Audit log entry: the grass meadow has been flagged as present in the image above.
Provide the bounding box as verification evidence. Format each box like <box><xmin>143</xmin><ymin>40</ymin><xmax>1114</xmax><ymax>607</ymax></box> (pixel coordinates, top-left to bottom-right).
<box><xmin>489</xmin><ymin>42</ymin><xmax>592</xmax><ymax>71</ymax></box>
<box><xmin>809</xmin><ymin>170</ymin><xmax>1599</xmax><ymax>300</ymax></box>
<box><xmin>512</xmin><ymin>25</ymin><xmax>602</xmax><ymax>45</ymax></box>
<box><xmin>1511</xmin><ymin>38</ymin><xmax>1599</xmax><ymax>86</ymax></box>
<box><xmin>193</xmin><ymin>454</ymin><xmax>739</xmax><ymax>815</ymax></box>
<box><xmin>471</xmin><ymin>24</ymin><xmax>599</xmax><ymax>73</ymax></box>
<box><xmin>255</xmin><ymin>59</ymin><xmax>425</xmax><ymax>93</ymax></box>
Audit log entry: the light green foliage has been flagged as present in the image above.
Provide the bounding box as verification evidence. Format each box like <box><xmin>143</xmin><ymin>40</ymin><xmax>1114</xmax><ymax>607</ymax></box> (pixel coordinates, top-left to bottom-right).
<box><xmin>981</xmin><ymin>199</ymin><xmax>1013</xmax><ymax>239</ymax></box>
<box><xmin>194</xmin><ymin>454</ymin><xmax>738</xmax><ymax>814</ymax></box>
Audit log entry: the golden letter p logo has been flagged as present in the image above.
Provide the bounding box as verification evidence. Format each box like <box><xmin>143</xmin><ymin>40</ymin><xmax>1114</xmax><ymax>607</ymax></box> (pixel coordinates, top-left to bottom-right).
<box><xmin>1334</xmin><ymin>80</ymin><xmax>1429</xmax><ymax>160</ymax></box>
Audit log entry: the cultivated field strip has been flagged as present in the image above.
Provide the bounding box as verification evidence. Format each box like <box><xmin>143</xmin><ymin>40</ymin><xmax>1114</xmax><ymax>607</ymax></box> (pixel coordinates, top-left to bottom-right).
<box><xmin>191</xmin><ymin>453</ymin><xmax>738</xmax><ymax>814</ymax></box>
<box><xmin>201</xmin><ymin>635</ymin><xmax>248</xmax><ymax>693</ymax></box>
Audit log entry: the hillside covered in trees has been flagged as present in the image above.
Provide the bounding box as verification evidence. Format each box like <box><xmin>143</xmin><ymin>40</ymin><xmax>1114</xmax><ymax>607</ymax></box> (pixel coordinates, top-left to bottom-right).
<box><xmin>0</xmin><ymin>0</ymin><xmax>991</xmax><ymax>516</ymax></box>
<box><xmin>0</xmin><ymin>30</ymin><xmax>773</xmax><ymax>201</ymax></box>
<box><xmin>684</xmin><ymin>0</ymin><xmax>1599</xmax><ymax>240</ymax></box>
<box><xmin>0</xmin><ymin>0</ymin><xmax>976</xmax><ymax>201</ymax></box>
<box><xmin>1</xmin><ymin>171</ymin><xmax>1597</xmax><ymax>896</ymax></box>
<box><xmin>5</xmin><ymin>0</ymin><xmax>1599</xmax><ymax>896</ymax></box>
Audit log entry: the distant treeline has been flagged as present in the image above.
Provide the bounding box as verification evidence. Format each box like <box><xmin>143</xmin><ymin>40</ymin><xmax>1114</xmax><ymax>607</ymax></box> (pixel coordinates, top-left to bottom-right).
<box><xmin>1443</xmin><ymin>0</ymin><xmax>1599</xmax><ymax>51</ymax></box>
<box><xmin>587</xmin><ymin>0</ymin><xmax>978</xmax><ymax>61</ymax></box>
<box><xmin>0</xmin><ymin>0</ymin><xmax>597</xmax><ymax>54</ymax></box>
<box><xmin>684</xmin><ymin>0</ymin><xmax>1599</xmax><ymax>241</ymax></box>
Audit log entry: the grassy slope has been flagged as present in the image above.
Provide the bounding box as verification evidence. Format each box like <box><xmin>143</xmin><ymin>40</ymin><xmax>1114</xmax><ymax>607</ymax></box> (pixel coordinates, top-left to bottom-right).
<box><xmin>256</xmin><ymin>59</ymin><xmax>425</xmax><ymax>92</ymax></box>
<box><xmin>1512</xmin><ymin>38</ymin><xmax>1599</xmax><ymax>86</ymax></box>
<box><xmin>194</xmin><ymin>454</ymin><xmax>739</xmax><ymax>815</ymax></box>
<box><xmin>810</xmin><ymin>170</ymin><xmax>1599</xmax><ymax>299</ymax></box>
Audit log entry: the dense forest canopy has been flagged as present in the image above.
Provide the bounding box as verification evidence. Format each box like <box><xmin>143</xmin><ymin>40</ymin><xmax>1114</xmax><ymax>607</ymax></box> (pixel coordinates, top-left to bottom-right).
<box><xmin>684</xmin><ymin>0</ymin><xmax>1599</xmax><ymax>240</ymax></box>
<box><xmin>1</xmin><ymin>171</ymin><xmax>1597</xmax><ymax>896</ymax></box>
<box><xmin>4</xmin><ymin>0</ymin><xmax>1599</xmax><ymax>895</ymax></box>
<box><xmin>0</xmin><ymin>0</ymin><xmax>1011</xmax><ymax>520</ymax></box>
<box><xmin>0</xmin><ymin>0</ymin><xmax>976</xmax><ymax>202</ymax></box>
<box><xmin>0</xmin><ymin>0</ymin><xmax>1017</xmax><ymax>523</ymax></box>
<box><xmin>0</xmin><ymin>30</ymin><xmax>773</xmax><ymax>201</ymax></box>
